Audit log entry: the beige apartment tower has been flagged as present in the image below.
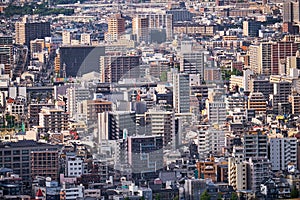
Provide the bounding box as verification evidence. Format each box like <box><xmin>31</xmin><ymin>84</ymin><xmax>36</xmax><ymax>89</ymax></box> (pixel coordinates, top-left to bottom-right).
<box><xmin>105</xmin><ymin>14</ymin><xmax>125</xmax><ymax>42</ymax></box>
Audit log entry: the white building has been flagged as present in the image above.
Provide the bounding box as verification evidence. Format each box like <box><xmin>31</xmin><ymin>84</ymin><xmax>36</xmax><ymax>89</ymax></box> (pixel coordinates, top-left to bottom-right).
<box><xmin>173</xmin><ymin>73</ymin><xmax>190</xmax><ymax>113</ymax></box>
<box><xmin>270</xmin><ymin>136</ymin><xmax>297</xmax><ymax>171</ymax></box>
<box><xmin>66</xmin><ymin>156</ymin><xmax>83</xmax><ymax>177</ymax></box>
<box><xmin>66</xmin><ymin>86</ymin><xmax>90</xmax><ymax>119</ymax></box>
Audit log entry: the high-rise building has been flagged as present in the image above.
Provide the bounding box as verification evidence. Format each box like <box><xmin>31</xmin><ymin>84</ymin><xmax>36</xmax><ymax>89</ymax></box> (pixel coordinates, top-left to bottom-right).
<box><xmin>289</xmin><ymin>90</ymin><xmax>300</xmax><ymax>114</ymax></box>
<box><xmin>179</xmin><ymin>51</ymin><xmax>206</xmax><ymax>80</ymax></box>
<box><xmin>243</xmin><ymin>20</ymin><xmax>261</xmax><ymax>37</ymax></box>
<box><xmin>272</xmin><ymin>41</ymin><xmax>299</xmax><ymax>75</ymax></box>
<box><xmin>128</xmin><ymin>135</ymin><xmax>163</xmax><ymax>179</ymax></box>
<box><xmin>105</xmin><ymin>14</ymin><xmax>125</xmax><ymax>42</ymax></box>
<box><xmin>108</xmin><ymin>111</ymin><xmax>136</xmax><ymax>140</ymax></box>
<box><xmin>62</xmin><ymin>30</ymin><xmax>71</xmax><ymax>45</ymax></box>
<box><xmin>15</xmin><ymin>17</ymin><xmax>50</xmax><ymax>46</ymax></box>
<box><xmin>0</xmin><ymin>36</ymin><xmax>13</xmax><ymax>76</ymax></box>
<box><xmin>145</xmin><ymin>109</ymin><xmax>176</xmax><ymax>149</ymax></box>
<box><xmin>100</xmin><ymin>55</ymin><xmax>141</xmax><ymax>83</ymax></box>
<box><xmin>132</xmin><ymin>16</ymin><xmax>149</xmax><ymax>43</ymax></box>
<box><xmin>78</xmin><ymin>99</ymin><xmax>112</xmax><ymax>125</ymax></box>
<box><xmin>38</xmin><ymin>106</ymin><xmax>69</xmax><ymax>133</ymax></box>
<box><xmin>283</xmin><ymin>0</ymin><xmax>300</xmax><ymax>23</ymax></box>
<box><xmin>173</xmin><ymin>73</ymin><xmax>190</xmax><ymax>113</ymax></box>
<box><xmin>137</xmin><ymin>13</ymin><xmax>173</xmax><ymax>40</ymax></box>
<box><xmin>243</xmin><ymin>130</ymin><xmax>268</xmax><ymax>161</ymax></box>
<box><xmin>248</xmin><ymin>157</ymin><xmax>271</xmax><ymax>193</ymax></box>
<box><xmin>66</xmin><ymin>86</ymin><xmax>91</xmax><ymax>119</ymax></box>
<box><xmin>80</xmin><ymin>33</ymin><xmax>91</xmax><ymax>45</ymax></box>
<box><xmin>270</xmin><ymin>136</ymin><xmax>297</xmax><ymax>171</ymax></box>
<box><xmin>228</xmin><ymin>147</ymin><xmax>249</xmax><ymax>191</ymax></box>
<box><xmin>248</xmin><ymin>92</ymin><xmax>267</xmax><ymax>116</ymax></box>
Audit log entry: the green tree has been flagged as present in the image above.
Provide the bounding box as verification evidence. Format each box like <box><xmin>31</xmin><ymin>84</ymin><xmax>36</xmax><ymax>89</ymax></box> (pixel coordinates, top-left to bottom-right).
<box><xmin>200</xmin><ymin>190</ymin><xmax>211</xmax><ymax>200</ymax></box>
<box><xmin>230</xmin><ymin>192</ymin><xmax>238</xmax><ymax>200</ymax></box>
<box><xmin>291</xmin><ymin>186</ymin><xmax>299</xmax><ymax>198</ymax></box>
<box><xmin>173</xmin><ymin>195</ymin><xmax>179</xmax><ymax>200</ymax></box>
<box><xmin>155</xmin><ymin>194</ymin><xmax>161</xmax><ymax>200</ymax></box>
<box><xmin>217</xmin><ymin>192</ymin><xmax>222</xmax><ymax>200</ymax></box>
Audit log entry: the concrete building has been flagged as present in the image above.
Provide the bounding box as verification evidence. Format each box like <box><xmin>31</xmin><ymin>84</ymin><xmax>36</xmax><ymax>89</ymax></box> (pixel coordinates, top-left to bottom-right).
<box><xmin>31</xmin><ymin>150</ymin><xmax>59</xmax><ymax>181</ymax></box>
<box><xmin>15</xmin><ymin>17</ymin><xmax>50</xmax><ymax>46</ymax></box>
<box><xmin>80</xmin><ymin>33</ymin><xmax>91</xmax><ymax>45</ymax></box>
<box><xmin>128</xmin><ymin>135</ymin><xmax>163</xmax><ymax>178</ymax></box>
<box><xmin>62</xmin><ymin>30</ymin><xmax>71</xmax><ymax>45</ymax></box>
<box><xmin>243</xmin><ymin>20</ymin><xmax>261</xmax><ymax>37</ymax></box>
<box><xmin>228</xmin><ymin>147</ymin><xmax>249</xmax><ymax>191</ymax></box>
<box><xmin>270</xmin><ymin>136</ymin><xmax>297</xmax><ymax>171</ymax></box>
<box><xmin>248</xmin><ymin>157</ymin><xmax>271</xmax><ymax>193</ymax></box>
<box><xmin>247</xmin><ymin>92</ymin><xmax>267</xmax><ymax>116</ymax></box>
<box><xmin>289</xmin><ymin>91</ymin><xmax>300</xmax><ymax>114</ymax></box>
<box><xmin>249</xmin><ymin>42</ymin><xmax>273</xmax><ymax>75</ymax></box>
<box><xmin>108</xmin><ymin>111</ymin><xmax>136</xmax><ymax>140</ymax></box>
<box><xmin>100</xmin><ymin>55</ymin><xmax>141</xmax><ymax>83</ymax></box>
<box><xmin>0</xmin><ymin>140</ymin><xmax>59</xmax><ymax>189</ymax></box>
<box><xmin>283</xmin><ymin>0</ymin><xmax>300</xmax><ymax>23</ymax></box>
<box><xmin>145</xmin><ymin>109</ymin><xmax>176</xmax><ymax>149</ymax></box>
<box><xmin>137</xmin><ymin>13</ymin><xmax>173</xmax><ymax>40</ymax></box>
<box><xmin>38</xmin><ymin>106</ymin><xmax>69</xmax><ymax>133</ymax></box>
<box><xmin>249</xmin><ymin>77</ymin><xmax>273</xmax><ymax>100</ymax></box>
<box><xmin>66</xmin><ymin>86</ymin><xmax>91</xmax><ymax>119</ymax></box>
<box><xmin>173</xmin><ymin>73</ymin><xmax>190</xmax><ymax>113</ymax></box>
<box><xmin>198</xmin><ymin>126</ymin><xmax>226</xmax><ymax>159</ymax></box>
<box><xmin>65</xmin><ymin>156</ymin><xmax>83</xmax><ymax>177</ymax></box>
<box><xmin>132</xmin><ymin>16</ymin><xmax>149</xmax><ymax>43</ymax></box>
<box><xmin>179</xmin><ymin>51</ymin><xmax>206</xmax><ymax>80</ymax></box>
<box><xmin>105</xmin><ymin>14</ymin><xmax>125</xmax><ymax>42</ymax></box>
<box><xmin>196</xmin><ymin>156</ymin><xmax>216</xmax><ymax>181</ymax></box>
<box><xmin>78</xmin><ymin>99</ymin><xmax>112</xmax><ymax>125</ymax></box>
<box><xmin>243</xmin><ymin>130</ymin><xmax>268</xmax><ymax>160</ymax></box>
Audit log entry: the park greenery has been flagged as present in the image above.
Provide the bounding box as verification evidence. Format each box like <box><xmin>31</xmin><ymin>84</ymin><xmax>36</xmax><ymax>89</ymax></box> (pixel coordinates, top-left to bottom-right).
<box><xmin>4</xmin><ymin>3</ymin><xmax>74</xmax><ymax>17</ymax></box>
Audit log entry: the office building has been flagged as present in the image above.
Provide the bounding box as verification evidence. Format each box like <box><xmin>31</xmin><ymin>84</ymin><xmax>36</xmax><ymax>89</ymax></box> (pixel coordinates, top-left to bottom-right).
<box><xmin>173</xmin><ymin>73</ymin><xmax>190</xmax><ymax>113</ymax></box>
<box><xmin>100</xmin><ymin>55</ymin><xmax>141</xmax><ymax>83</ymax></box>
<box><xmin>166</xmin><ymin>9</ymin><xmax>193</xmax><ymax>22</ymax></box>
<box><xmin>128</xmin><ymin>135</ymin><xmax>163</xmax><ymax>178</ymax></box>
<box><xmin>15</xmin><ymin>17</ymin><xmax>50</xmax><ymax>46</ymax></box>
<box><xmin>105</xmin><ymin>14</ymin><xmax>125</xmax><ymax>42</ymax></box>
<box><xmin>270</xmin><ymin>136</ymin><xmax>297</xmax><ymax>171</ymax></box>
<box><xmin>0</xmin><ymin>140</ymin><xmax>59</xmax><ymax>189</ymax></box>
<box><xmin>31</xmin><ymin>150</ymin><xmax>59</xmax><ymax>181</ymax></box>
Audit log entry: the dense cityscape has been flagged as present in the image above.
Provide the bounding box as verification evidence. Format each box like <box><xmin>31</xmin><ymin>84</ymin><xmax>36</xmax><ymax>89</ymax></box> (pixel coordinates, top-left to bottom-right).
<box><xmin>0</xmin><ymin>0</ymin><xmax>299</xmax><ymax>199</ymax></box>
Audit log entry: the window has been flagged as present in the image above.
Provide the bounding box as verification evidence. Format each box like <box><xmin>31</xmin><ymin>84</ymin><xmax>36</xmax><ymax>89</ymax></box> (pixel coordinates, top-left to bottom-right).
<box><xmin>22</xmin><ymin>150</ymin><xmax>29</xmax><ymax>154</ymax></box>
<box><xmin>13</xmin><ymin>150</ymin><xmax>20</xmax><ymax>155</ymax></box>
<box><xmin>4</xmin><ymin>151</ymin><xmax>11</xmax><ymax>156</ymax></box>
